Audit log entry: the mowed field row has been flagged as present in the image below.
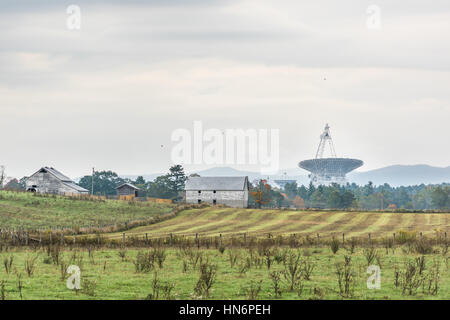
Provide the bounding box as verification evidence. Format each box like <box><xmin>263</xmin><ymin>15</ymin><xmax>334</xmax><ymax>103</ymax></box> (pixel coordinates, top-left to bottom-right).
<box><xmin>106</xmin><ymin>207</ymin><xmax>450</xmax><ymax>239</ymax></box>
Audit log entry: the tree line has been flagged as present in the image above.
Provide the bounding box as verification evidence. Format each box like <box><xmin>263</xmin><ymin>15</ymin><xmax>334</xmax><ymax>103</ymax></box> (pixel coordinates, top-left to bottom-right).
<box><xmin>2</xmin><ymin>164</ymin><xmax>448</xmax><ymax>210</ymax></box>
<box><xmin>283</xmin><ymin>181</ymin><xmax>450</xmax><ymax>210</ymax></box>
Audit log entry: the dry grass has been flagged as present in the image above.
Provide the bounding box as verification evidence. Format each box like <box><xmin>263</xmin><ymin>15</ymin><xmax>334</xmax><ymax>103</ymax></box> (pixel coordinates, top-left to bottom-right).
<box><xmin>103</xmin><ymin>207</ymin><xmax>449</xmax><ymax>239</ymax></box>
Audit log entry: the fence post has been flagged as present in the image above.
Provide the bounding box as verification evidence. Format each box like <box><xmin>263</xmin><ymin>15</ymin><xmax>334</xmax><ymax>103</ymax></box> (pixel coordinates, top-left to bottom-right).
<box><xmin>50</xmin><ymin>232</ymin><xmax>53</xmax><ymax>245</ymax></box>
<box><xmin>39</xmin><ymin>233</ymin><xmax>42</xmax><ymax>245</ymax></box>
<box><xmin>316</xmin><ymin>233</ymin><xmax>319</xmax><ymax>246</ymax></box>
<box><xmin>26</xmin><ymin>232</ymin><xmax>29</xmax><ymax>246</ymax></box>
<box><xmin>146</xmin><ymin>233</ymin><xmax>149</xmax><ymax>245</ymax></box>
<box><xmin>368</xmin><ymin>233</ymin><xmax>371</xmax><ymax>244</ymax></box>
<box><xmin>244</xmin><ymin>233</ymin><xmax>247</xmax><ymax>245</ymax></box>
<box><xmin>73</xmin><ymin>233</ymin><xmax>76</xmax><ymax>245</ymax></box>
<box><xmin>122</xmin><ymin>233</ymin><xmax>125</xmax><ymax>246</ymax></box>
<box><xmin>97</xmin><ymin>233</ymin><xmax>100</xmax><ymax>245</ymax></box>
<box><xmin>170</xmin><ymin>233</ymin><xmax>173</xmax><ymax>245</ymax></box>
<box><xmin>195</xmin><ymin>233</ymin><xmax>199</xmax><ymax>248</ymax></box>
<box><xmin>60</xmin><ymin>233</ymin><xmax>64</xmax><ymax>245</ymax></box>
<box><xmin>342</xmin><ymin>233</ymin><xmax>345</xmax><ymax>244</ymax></box>
<box><xmin>219</xmin><ymin>233</ymin><xmax>222</xmax><ymax>247</ymax></box>
<box><xmin>419</xmin><ymin>232</ymin><xmax>423</xmax><ymax>241</ymax></box>
<box><xmin>445</xmin><ymin>232</ymin><xmax>447</xmax><ymax>241</ymax></box>
<box><xmin>393</xmin><ymin>232</ymin><xmax>395</xmax><ymax>246</ymax></box>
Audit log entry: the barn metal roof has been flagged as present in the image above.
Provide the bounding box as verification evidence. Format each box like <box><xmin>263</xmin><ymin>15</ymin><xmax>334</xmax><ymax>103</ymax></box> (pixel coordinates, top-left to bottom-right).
<box><xmin>29</xmin><ymin>167</ymin><xmax>89</xmax><ymax>192</ymax></box>
<box><xmin>185</xmin><ymin>176</ymin><xmax>248</xmax><ymax>191</ymax></box>
<box><xmin>115</xmin><ymin>183</ymin><xmax>140</xmax><ymax>190</ymax></box>
<box><xmin>40</xmin><ymin>167</ymin><xmax>72</xmax><ymax>182</ymax></box>
<box><xmin>62</xmin><ymin>182</ymin><xmax>89</xmax><ymax>193</ymax></box>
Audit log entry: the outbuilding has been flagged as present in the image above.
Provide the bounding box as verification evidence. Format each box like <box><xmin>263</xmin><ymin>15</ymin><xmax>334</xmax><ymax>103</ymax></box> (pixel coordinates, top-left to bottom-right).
<box><xmin>116</xmin><ymin>183</ymin><xmax>140</xmax><ymax>197</ymax></box>
<box><xmin>184</xmin><ymin>176</ymin><xmax>249</xmax><ymax>208</ymax></box>
<box><xmin>26</xmin><ymin>167</ymin><xmax>89</xmax><ymax>195</ymax></box>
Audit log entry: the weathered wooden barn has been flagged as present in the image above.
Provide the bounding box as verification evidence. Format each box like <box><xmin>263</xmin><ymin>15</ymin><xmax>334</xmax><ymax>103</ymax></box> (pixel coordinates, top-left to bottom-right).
<box><xmin>26</xmin><ymin>167</ymin><xmax>89</xmax><ymax>195</ymax></box>
<box><xmin>184</xmin><ymin>176</ymin><xmax>249</xmax><ymax>208</ymax></box>
<box><xmin>116</xmin><ymin>183</ymin><xmax>140</xmax><ymax>197</ymax></box>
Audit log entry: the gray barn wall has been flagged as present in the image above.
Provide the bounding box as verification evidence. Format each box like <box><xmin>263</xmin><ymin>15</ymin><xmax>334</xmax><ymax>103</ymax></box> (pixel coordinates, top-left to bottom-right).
<box><xmin>26</xmin><ymin>172</ymin><xmax>79</xmax><ymax>194</ymax></box>
<box><xmin>186</xmin><ymin>190</ymin><xmax>248</xmax><ymax>208</ymax></box>
<box><xmin>117</xmin><ymin>185</ymin><xmax>138</xmax><ymax>196</ymax></box>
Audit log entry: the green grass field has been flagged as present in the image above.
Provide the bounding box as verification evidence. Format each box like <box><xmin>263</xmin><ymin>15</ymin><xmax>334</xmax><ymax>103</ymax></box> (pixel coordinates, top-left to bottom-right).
<box><xmin>0</xmin><ymin>245</ymin><xmax>448</xmax><ymax>300</ymax></box>
<box><xmin>107</xmin><ymin>207</ymin><xmax>450</xmax><ymax>239</ymax></box>
<box><xmin>0</xmin><ymin>191</ymin><xmax>175</xmax><ymax>230</ymax></box>
<box><xmin>0</xmin><ymin>193</ymin><xmax>448</xmax><ymax>300</ymax></box>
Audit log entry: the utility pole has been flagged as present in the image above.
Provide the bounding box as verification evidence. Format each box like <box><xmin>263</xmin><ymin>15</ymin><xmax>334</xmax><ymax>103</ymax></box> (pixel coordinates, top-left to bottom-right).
<box><xmin>91</xmin><ymin>167</ymin><xmax>95</xmax><ymax>195</ymax></box>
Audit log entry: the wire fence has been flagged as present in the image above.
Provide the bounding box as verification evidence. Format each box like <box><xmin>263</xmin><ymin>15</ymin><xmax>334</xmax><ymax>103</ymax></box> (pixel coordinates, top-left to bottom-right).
<box><xmin>0</xmin><ymin>228</ymin><xmax>447</xmax><ymax>249</ymax></box>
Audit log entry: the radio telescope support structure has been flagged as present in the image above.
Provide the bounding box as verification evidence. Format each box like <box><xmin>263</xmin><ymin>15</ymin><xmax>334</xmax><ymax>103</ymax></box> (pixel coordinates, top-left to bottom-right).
<box><xmin>315</xmin><ymin>124</ymin><xmax>336</xmax><ymax>159</ymax></box>
<box><xmin>299</xmin><ymin>124</ymin><xmax>363</xmax><ymax>186</ymax></box>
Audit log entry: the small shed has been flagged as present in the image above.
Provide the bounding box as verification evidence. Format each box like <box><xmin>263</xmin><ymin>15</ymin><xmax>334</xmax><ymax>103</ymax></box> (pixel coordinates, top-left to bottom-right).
<box><xmin>116</xmin><ymin>183</ymin><xmax>140</xmax><ymax>197</ymax></box>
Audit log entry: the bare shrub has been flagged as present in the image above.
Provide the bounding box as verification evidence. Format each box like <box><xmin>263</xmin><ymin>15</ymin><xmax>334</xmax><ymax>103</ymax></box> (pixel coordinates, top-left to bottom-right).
<box><xmin>194</xmin><ymin>261</ymin><xmax>217</xmax><ymax>298</ymax></box>
<box><xmin>282</xmin><ymin>250</ymin><xmax>303</xmax><ymax>291</ymax></box>
<box><xmin>118</xmin><ymin>249</ymin><xmax>127</xmax><ymax>261</ymax></box>
<box><xmin>330</xmin><ymin>239</ymin><xmax>340</xmax><ymax>254</ymax></box>
<box><xmin>24</xmin><ymin>255</ymin><xmax>38</xmax><ymax>277</ymax></box>
<box><xmin>242</xmin><ymin>280</ymin><xmax>262</xmax><ymax>300</ymax></box>
<box><xmin>153</xmin><ymin>248</ymin><xmax>166</xmax><ymax>268</ymax></box>
<box><xmin>363</xmin><ymin>246</ymin><xmax>378</xmax><ymax>266</ymax></box>
<box><xmin>228</xmin><ymin>249</ymin><xmax>239</xmax><ymax>268</ymax></box>
<box><xmin>3</xmin><ymin>255</ymin><xmax>14</xmax><ymax>274</ymax></box>
<box><xmin>413</xmin><ymin>241</ymin><xmax>433</xmax><ymax>255</ymax></box>
<box><xmin>399</xmin><ymin>259</ymin><xmax>423</xmax><ymax>295</ymax></box>
<box><xmin>270</xmin><ymin>271</ymin><xmax>282</xmax><ymax>298</ymax></box>
<box><xmin>133</xmin><ymin>251</ymin><xmax>155</xmax><ymax>273</ymax></box>
<box><xmin>146</xmin><ymin>272</ymin><xmax>174</xmax><ymax>300</ymax></box>
<box><xmin>335</xmin><ymin>255</ymin><xmax>355</xmax><ymax>298</ymax></box>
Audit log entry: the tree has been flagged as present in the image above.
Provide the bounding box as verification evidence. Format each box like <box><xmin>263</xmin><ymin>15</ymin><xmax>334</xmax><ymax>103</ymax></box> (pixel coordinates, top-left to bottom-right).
<box><xmin>0</xmin><ymin>165</ymin><xmax>6</xmax><ymax>189</ymax></box>
<box><xmin>250</xmin><ymin>180</ymin><xmax>271</xmax><ymax>208</ymax></box>
<box><xmin>284</xmin><ymin>182</ymin><xmax>298</xmax><ymax>199</ymax></box>
<box><xmin>309</xmin><ymin>188</ymin><xmax>325</xmax><ymax>208</ymax></box>
<box><xmin>292</xmin><ymin>195</ymin><xmax>305</xmax><ymax>209</ymax></box>
<box><xmin>167</xmin><ymin>165</ymin><xmax>187</xmax><ymax>195</ymax></box>
<box><xmin>431</xmin><ymin>187</ymin><xmax>449</xmax><ymax>209</ymax></box>
<box><xmin>78</xmin><ymin>170</ymin><xmax>125</xmax><ymax>195</ymax></box>
<box><xmin>147</xmin><ymin>175</ymin><xmax>175</xmax><ymax>199</ymax></box>
<box><xmin>134</xmin><ymin>176</ymin><xmax>146</xmax><ymax>186</ymax></box>
<box><xmin>4</xmin><ymin>178</ymin><xmax>21</xmax><ymax>190</ymax></box>
<box><xmin>327</xmin><ymin>190</ymin><xmax>342</xmax><ymax>209</ymax></box>
<box><xmin>147</xmin><ymin>165</ymin><xmax>187</xmax><ymax>200</ymax></box>
<box><xmin>18</xmin><ymin>177</ymin><xmax>28</xmax><ymax>190</ymax></box>
<box><xmin>341</xmin><ymin>190</ymin><xmax>356</xmax><ymax>209</ymax></box>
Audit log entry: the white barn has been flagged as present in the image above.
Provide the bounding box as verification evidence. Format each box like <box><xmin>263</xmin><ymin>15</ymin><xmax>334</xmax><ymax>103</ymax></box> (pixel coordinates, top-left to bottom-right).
<box><xmin>184</xmin><ymin>176</ymin><xmax>249</xmax><ymax>208</ymax></box>
<box><xmin>26</xmin><ymin>167</ymin><xmax>89</xmax><ymax>195</ymax></box>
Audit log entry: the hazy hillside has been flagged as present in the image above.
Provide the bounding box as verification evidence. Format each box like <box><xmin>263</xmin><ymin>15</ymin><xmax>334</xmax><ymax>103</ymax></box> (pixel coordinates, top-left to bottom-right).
<box><xmin>348</xmin><ymin>164</ymin><xmax>450</xmax><ymax>186</ymax></box>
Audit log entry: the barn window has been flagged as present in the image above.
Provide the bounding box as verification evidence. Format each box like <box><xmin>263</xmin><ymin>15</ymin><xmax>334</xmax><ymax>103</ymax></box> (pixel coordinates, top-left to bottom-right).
<box><xmin>213</xmin><ymin>190</ymin><xmax>216</xmax><ymax>193</ymax></box>
<box><xmin>213</xmin><ymin>199</ymin><xmax>217</xmax><ymax>205</ymax></box>
<box><xmin>198</xmin><ymin>190</ymin><xmax>201</xmax><ymax>194</ymax></box>
<box><xmin>198</xmin><ymin>199</ymin><xmax>201</xmax><ymax>204</ymax></box>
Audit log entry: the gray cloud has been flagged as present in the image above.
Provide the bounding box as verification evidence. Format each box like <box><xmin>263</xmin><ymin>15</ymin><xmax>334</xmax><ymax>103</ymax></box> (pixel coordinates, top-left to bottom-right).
<box><xmin>0</xmin><ymin>0</ymin><xmax>449</xmax><ymax>179</ymax></box>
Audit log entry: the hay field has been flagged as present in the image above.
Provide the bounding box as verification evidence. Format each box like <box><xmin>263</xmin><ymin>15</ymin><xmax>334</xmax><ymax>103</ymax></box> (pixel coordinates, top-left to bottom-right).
<box><xmin>107</xmin><ymin>207</ymin><xmax>449</xmax><ymax>239</ymax></box>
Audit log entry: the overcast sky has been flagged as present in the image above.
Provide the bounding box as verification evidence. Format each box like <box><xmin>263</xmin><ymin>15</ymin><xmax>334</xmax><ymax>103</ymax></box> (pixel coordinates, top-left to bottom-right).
<box><xmin>1</xmin><ymin>0</ymin><xmax>449</xmax><ymax>179</ymax></box>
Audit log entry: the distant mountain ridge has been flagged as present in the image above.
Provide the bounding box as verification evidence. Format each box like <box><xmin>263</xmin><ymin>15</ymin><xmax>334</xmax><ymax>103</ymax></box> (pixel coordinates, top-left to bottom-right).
<box><xmin>348</xmin><ymin>164</ymin><xmax>450</xmax><ymax>186</ymax></box>
<box><xmin>122</xmin><ymin>164</ymin><xmax>450</xmax><ymax>187</ymax></box>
